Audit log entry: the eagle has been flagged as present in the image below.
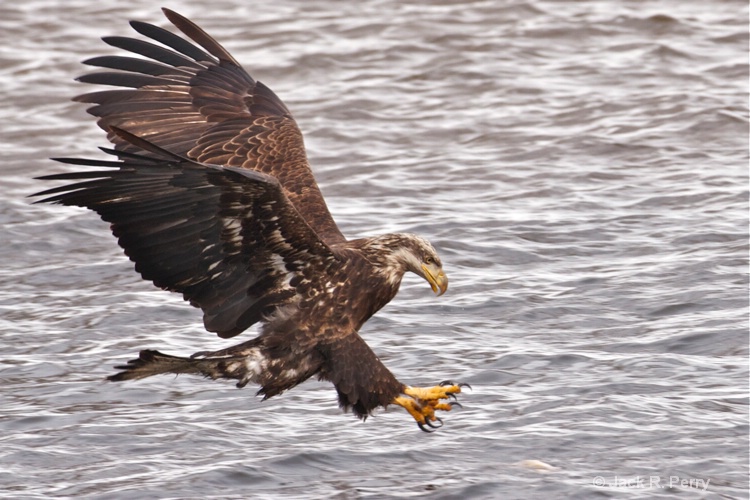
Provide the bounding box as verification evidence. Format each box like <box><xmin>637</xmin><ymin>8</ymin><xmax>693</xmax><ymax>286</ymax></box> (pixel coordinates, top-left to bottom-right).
<box><xmin>34</xmin><ymin>8</ymin><xmax>467</xmax><ymax>432</ymax></box>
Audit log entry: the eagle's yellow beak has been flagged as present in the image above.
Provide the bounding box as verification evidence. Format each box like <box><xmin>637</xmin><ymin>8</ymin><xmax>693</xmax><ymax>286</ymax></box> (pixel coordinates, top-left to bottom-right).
<box><xmin>422</xmin><ymin>263</ymin><xmax>448</xmax><ymax>296</ymax></box>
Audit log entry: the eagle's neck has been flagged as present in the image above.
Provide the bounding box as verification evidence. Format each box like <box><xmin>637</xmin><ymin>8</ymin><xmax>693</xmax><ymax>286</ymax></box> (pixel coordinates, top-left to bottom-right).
<box><xmin>355</xmin><ymin>233</ymin><xmax>423</xmax><ymax>285</ymax></box>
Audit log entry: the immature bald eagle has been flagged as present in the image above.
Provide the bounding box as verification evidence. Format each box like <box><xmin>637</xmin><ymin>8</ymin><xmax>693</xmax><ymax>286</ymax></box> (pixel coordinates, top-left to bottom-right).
<box><xmin>35</xmin><ymin>9</ymin><xmax>466</xmax><ymax>431</ymax></box>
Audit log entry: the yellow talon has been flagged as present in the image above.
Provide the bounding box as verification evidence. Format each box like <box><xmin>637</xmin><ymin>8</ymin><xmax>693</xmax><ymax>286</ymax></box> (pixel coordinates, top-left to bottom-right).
<box><xmin>404</xmin><ymin>384</ymin><xmax>462</xmax><ymax>401</ymax></box>
<box><xmin>391</xmin><ymin>381</ymin><xmax>468</xmax><ymax>432</ymax></box>
<box><xmin>433</xmin><ymin>402</ymin><xmax>454</xmax><ymax>412</ymax></box>
<box><xmin>393</xmin><ymin>396</ymin><xmax>428</xmax><ymax>422</ymax></box>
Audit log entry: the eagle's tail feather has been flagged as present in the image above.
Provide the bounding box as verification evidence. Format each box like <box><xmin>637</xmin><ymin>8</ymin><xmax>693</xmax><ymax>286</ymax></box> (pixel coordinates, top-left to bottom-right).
<box><xmin>107</xmin><ymin>350</ymin><xmax>198</xmax><ymax>381</ymax></box>
<box><xmin>107</xmin><ymin>349</ymin><xmax>261</xmax><ymax>388</ymax></box>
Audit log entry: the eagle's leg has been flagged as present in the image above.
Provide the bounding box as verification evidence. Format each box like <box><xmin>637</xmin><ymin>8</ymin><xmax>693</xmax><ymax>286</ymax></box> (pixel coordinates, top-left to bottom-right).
<box><xmin>392</xmin><ymin>381</ymin><xmax>469</xmax><ymax>432</ymax></box>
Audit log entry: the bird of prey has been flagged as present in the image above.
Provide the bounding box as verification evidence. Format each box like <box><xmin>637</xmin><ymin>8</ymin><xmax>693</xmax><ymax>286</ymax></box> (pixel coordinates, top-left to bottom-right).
<box><xmin>34</xmin><ymin>8</ymin><xmax>467</xmax><ymax>432</ymax></box>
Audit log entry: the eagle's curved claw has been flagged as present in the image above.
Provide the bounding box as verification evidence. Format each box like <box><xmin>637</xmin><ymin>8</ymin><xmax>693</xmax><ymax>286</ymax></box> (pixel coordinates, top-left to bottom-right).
<box><xmin>449</xmin><ymin>401</ymin><xmax>463</xmax><ymax>409</ymax></box>
<box><xmin>417</xmin><ymin>416</ymin><xmax>443</xmax><ymax>432</ymax></box>
<box><xmin>439</xmin><ymin>380</ymin><xmax>455</xmax><ymax>387</ymax></box>
<box><xmin>418</xmin><ymin>421</ymin><xmax>435</xmax><ymax>433</ymax></box>
<box><xmin>458</xmin><ymin>382</ymin><xmax>472</xmax><ymax>390</ymax></box>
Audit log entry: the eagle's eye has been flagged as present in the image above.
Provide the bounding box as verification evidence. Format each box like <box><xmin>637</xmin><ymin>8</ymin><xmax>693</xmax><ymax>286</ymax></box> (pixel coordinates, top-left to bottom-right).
<box><xmin>424</xmin><ymin>255</ymin><xmax>434</xmax><ymax>265</ymax></box>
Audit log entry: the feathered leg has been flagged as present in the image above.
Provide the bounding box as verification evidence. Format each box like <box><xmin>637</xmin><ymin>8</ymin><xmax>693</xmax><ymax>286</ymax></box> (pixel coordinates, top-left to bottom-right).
<box><xmin>321</xmin><ymin>334</ymin><xmax>468</xmax><ymax>431</ymax></box>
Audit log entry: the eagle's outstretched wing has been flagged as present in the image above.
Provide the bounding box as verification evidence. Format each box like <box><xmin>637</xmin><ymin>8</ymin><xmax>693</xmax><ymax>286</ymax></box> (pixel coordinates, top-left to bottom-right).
<box><xmin>35</xmin><ymin>128</ymin><xmax>339</xmax><ymax>338</ymax></box>
<box><xmin>75</xmin><ymin>8</ymin><xmax>346</xmax><ymax>245</ymax></box>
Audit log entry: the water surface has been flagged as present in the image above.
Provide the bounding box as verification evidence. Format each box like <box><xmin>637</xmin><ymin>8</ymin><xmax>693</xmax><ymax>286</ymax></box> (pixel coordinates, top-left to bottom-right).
<box><xmin>0</xmin><ymin>0</ymin><xmax>748</xmax><ymax>498</ymax></box>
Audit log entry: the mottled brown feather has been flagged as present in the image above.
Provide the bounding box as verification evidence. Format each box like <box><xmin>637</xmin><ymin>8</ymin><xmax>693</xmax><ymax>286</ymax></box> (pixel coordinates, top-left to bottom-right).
<box><xmin>36</xmin><ymin>139</ymin><xmax>337</xmax><ymax>339</ymax></box>
<box><xmin>74</xmin><ymin>7</ymin><xmax>345</xmax><ymax>245</ymax></box>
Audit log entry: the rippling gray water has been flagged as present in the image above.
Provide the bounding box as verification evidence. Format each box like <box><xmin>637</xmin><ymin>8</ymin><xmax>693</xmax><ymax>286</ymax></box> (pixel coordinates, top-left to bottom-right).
<box><xmin>1</xmin><ymin>1</ymin><xmax>747</xmax><ymax>498</ymax></box>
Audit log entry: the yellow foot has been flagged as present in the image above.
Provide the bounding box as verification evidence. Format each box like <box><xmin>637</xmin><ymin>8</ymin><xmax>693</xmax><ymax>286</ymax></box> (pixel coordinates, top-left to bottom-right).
<box><xmin>392</xmin><ymin>380</ymin><xmax>470</xmax><ymax>432</ymax></box>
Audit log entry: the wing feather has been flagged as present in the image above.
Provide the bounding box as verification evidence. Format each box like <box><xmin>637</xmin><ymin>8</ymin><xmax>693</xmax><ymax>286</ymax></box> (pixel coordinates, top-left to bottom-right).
<box><xmin>74</xmin><ymin>8</ymin><xmax>346</xmax><ymax>245</ymax></box>
<box><xmin>34</xmin><ymin>132</ymin><xmax>339</xmax><ymax>339</ymax></box>
<box><xmin>82</xmin><ymin>56</ymin><xmax>194</xmax><ymax>78</ymax></box>
<box><xmin>100</xmin><ymin>36</ymin><xmax>203</xmax><ymax>69</ymax></box>
<box><xmin>129</xmin><ymin>19</ymin><xmax>218</xmax><ymax>63</ymax></box>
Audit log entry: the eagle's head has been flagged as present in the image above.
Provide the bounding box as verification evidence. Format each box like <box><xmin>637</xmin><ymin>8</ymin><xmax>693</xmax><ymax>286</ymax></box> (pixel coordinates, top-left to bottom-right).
<box><xmin>362</xmin><ymin>233</ymin><xmax>448</xmax><ymax>296</ymax></box>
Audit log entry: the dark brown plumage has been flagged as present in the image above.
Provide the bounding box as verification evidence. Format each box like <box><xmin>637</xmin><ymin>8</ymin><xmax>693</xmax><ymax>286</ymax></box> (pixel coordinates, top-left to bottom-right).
<box><xmin>35</xmin><ymin>9</ymin><xmax>466</xmax><ymax>431</ymax></box>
